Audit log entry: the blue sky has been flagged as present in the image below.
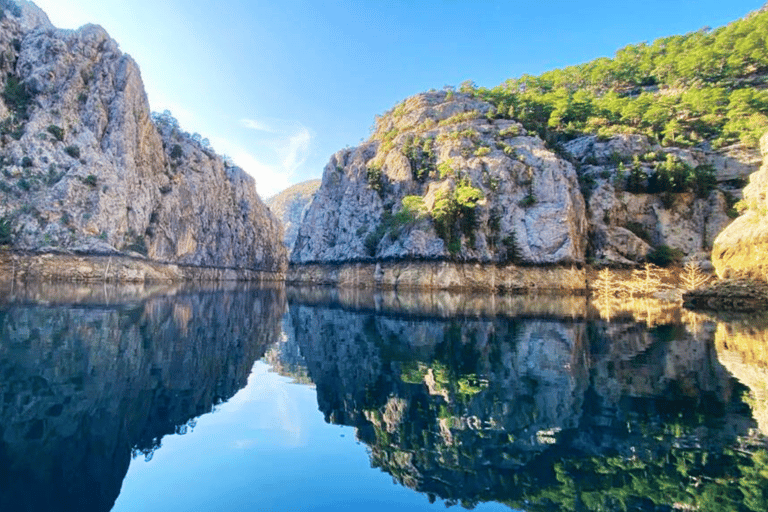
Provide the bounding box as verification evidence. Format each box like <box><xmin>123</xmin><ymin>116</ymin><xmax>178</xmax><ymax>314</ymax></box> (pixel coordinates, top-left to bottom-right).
<box><xmin>34</xmin><ymin>0</ymin><xmax>764</xmax><ymax>197</ymax></box>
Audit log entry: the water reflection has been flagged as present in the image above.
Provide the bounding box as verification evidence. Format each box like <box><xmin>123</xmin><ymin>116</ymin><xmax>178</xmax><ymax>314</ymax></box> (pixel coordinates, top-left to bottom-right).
<box><xmin>0</xmin><ymin>283</ymin><xmax>285</xmax><ymax>512</ymax></box>
<box><xmin>286</xmin><ymin>288</ymin><xmax>768</xmax><ymax>511</ymax></box>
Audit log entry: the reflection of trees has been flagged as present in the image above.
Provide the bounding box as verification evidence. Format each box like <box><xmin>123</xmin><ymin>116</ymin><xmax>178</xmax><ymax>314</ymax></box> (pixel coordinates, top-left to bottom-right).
<box><xmin>0</xmin><ymin>285</ymin><xmax>285</xmax><ymax>512</ymax></box>
<box><xmin>288</xmin><ymin>292</ymin><xmax>767</xmax><ymax>511</ymax></box>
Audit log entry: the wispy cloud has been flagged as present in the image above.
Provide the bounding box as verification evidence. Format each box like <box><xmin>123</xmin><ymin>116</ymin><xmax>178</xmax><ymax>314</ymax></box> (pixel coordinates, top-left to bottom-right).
<box><xmin>237</xmin><ymin>117</ymin><xmax>315</xmax><ymax>196</ymax></box>
<box><xmin>240</xmin><ymin>118</ymin><xmax>278</xmax><ymax>133</ymax></box>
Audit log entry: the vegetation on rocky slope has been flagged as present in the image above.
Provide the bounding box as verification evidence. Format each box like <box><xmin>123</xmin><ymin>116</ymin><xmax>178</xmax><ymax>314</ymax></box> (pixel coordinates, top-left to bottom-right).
<box><xmin>433</xmin><ymin>6</ymin><xmax>768</xmax><ymax>150</ymax></box>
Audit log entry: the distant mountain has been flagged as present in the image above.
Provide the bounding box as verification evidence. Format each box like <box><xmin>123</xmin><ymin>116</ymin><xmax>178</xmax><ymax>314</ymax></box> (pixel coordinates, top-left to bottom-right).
<box><xmin>267</xmin><ymin>179</ymin><xmax>321</xmax><ymax>250</ymax></box>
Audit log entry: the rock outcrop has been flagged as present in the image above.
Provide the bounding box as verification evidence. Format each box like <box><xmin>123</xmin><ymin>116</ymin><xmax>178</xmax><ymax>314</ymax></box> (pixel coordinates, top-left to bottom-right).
<box><xmin>292</xmin><ymin>92</ymin><xmax>588</xmax><ymax>265</ymax></box>
<box><xmin>266</xmin><ymin>179</ymin><xmax>321</xmax><ymax>251</ymax></box>
<box><xmin>711</xmin><ymin>132</ymin><xmax>768</xmax><ymax>280</ymax></box>
<box><xmin>0</xmin><ymin>2</ymin><xmax>287</xmax><ymax>277</ymax></box>
<box><xmin>290</xmin><ymin>91</ymin><xmax>755</xmax><ymax>283</ymax></box>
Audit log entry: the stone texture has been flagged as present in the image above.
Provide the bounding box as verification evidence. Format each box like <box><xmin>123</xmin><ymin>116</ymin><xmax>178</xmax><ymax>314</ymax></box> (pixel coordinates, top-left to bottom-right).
<box><xmin>0</xmin><ymin>3</ymin><xmax>287</xmax><ymax>276</ymax></box>
<box><xmin>712</xmin><ymin>132</ymin><xmax>768</xmax><ymax>280</ymax></box>
<box><xmin>291</xmin><ymin>91</ymin><xmax>755</xmax><ymax>275</ymax></box>
<box><xmin>292</xmin><ymin>91</ymin><xmax>588</xmax><ymax>265</ymax></box>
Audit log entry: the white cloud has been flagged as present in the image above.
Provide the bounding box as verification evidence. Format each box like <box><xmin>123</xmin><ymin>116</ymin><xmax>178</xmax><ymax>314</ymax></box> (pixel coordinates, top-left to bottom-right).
<box><xmin>279</xmin><ymin>126</ymin><xmax>312</xmax><ymax>173</ymax></box>
<box><xmin>240</xmin><ymin>118</ymin><xmax>278</xmax><ymax>133</ymax></box>
<box><xmin>236</xmin><ymin>117</ymin><xmax>315</xmax><ymax>196</ymax></box>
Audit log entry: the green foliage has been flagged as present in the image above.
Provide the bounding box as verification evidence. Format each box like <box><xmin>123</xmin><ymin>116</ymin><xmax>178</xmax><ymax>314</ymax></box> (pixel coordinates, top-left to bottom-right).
<box><xmin>364</xmin><ymin>197</ymin><xmax>427</xmax><ymax>256</ymax></box>
<box><xmin>65</xmin><ymin>145</ymin><xmax>81</xmax><ymax>159</ymax></box>
<box><xmin>123</xmin><ymin>231</ymin><xmax>148</xmax><ymax>256</ymax></box>
<box><xmin>502</xmin><ymin>232</ymin><xmax>521</xmax><ymax>263</ymax></box>
<box><xmin>518</xmin><ymin>193</ymin><xmax>536</xmax><ymax>208</ymax></box>
<box><xmin>20</xmin><ymin>156</ymin><xmax>32</xmax><ymax>168</ymax></box>
<box><xmin>170</xmin><ymin>144</ymin><xmax>183</xmax><ymax>159</ymax></box>
<box><xmin>402</xmin><ymin>135</ymin><xmax>436</xmax><ymax>181</ymax></box>
<box><xmin>625</xmin><ymin>221</ymin><xmax>651</xmax><ymax>242</ymax></box>
<box><xmin>46</xmin><ymin>124</ymin><xmax>64</xmax><ymax>142</ymax></box>
<box><xmin>647</xmin><ymin>244</ymin><xmax>684</xmax><ymax>267</ymax></box>
<box><xmin>437</xmin><ymin>159</ymin><xmax>455</xmax><ymax>179</ymax></box>
<box><xmin>366</xmin><ymin>163</ymin><xmax>383</xmax><ymax>195</ymax></box>
<box><xmin>0</xmin><ymin>215</ymin><xmax>11</xmax><ymax>245</ymax></box>
<box><xmin>2</xmin><ymin>75</ymin><xmax>32</xmax><ymax>118</ymax></box>
<box><xmin>84</xmin><ymin>174</ymin><xmax>97</xmax><ymax>187</ymax></box>
<box><xmin>430</xmin><ymin>184</ymin><xmax>483</xmax><ymax>255</ymax></box>
<box><xmin>465</xmin><ymin>8</ymin><xmax>768</xmax><ymax>149</ymax></box>
<box><xmin>474</xmin><ymin>146</ymin><xmax>491</xmax><ymax>157</ymax></box>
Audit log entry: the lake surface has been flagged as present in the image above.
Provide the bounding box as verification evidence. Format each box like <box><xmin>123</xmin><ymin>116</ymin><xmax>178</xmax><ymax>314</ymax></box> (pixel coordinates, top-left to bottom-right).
<box><xmin>1</xmin><ymin>283</ymin><xmax>768</xmax><ymax>511</ymax></box>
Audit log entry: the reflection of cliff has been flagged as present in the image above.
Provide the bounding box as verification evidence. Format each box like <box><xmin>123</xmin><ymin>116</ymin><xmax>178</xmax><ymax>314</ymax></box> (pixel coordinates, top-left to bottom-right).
<box><xmin>715</xmin><ymin>314</ymin><xmax>768</xmax><ymax>435</ymax></box>
<box><xmin>288</xmin><ymin>293</ymin><xmax>759</xmax><ymax>510</ymax></box>
<box><xmin>0</xmin><ymin>285</ymin><xmax>285</xmax><ymax>512</ymax></box>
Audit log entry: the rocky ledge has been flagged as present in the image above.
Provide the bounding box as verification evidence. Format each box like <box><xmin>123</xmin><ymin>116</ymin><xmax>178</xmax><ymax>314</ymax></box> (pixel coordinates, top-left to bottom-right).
<box><xmin>683</xmin><ymin>279</ymin><xmax>768</xmax><ymax>312</ymax></box>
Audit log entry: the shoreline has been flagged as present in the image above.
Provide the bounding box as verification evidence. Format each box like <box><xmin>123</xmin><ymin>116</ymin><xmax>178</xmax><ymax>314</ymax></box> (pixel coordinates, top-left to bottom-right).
<box><xmin>0</xmin><ymin>250</ymin><xmax>285</xmax><ymax>283</ymax></box>
<box><xmin>287</xmin><ymin>261</ymin><xmax>589</xmax><ymax>292</ymax></box>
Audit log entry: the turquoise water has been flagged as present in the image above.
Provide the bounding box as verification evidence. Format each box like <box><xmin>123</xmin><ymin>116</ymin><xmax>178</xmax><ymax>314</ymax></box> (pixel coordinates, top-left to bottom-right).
<box><xmin>1</xmin><ymin>284</ymin><xmax>767</xmax><ymax>511</ymax></box>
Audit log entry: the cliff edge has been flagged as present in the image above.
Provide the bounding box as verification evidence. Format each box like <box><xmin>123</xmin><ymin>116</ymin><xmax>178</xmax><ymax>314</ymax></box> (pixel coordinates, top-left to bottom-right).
<box><xmin>0</xmin><ymin>2</ymin><xmax>287</xmax><ymax>277</ymax></box>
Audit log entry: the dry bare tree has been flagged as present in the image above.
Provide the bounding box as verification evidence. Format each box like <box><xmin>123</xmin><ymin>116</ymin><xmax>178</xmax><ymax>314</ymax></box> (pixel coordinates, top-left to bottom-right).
<box><xmin>681</xmin><ymin>260</ymin><xmax>711</xmax><ymax>291</ymax></box>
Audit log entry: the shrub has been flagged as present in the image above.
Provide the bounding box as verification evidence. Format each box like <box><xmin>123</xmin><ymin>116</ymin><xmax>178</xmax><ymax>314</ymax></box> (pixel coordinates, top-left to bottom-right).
<box><xmin>2</xmin><ymin>75</ymin><xmax>32</xmax><ymax>118</ymax></box>
<box><xmin>474</xmin><ymin>146</ymin><xmax>491</xmax><ymax>157</ymax></box>
<box><xmin>65</xmin><ymin>145</ymin><xmax>81</xmax><ymax>159</ymax></box>
<box><xmin>170</xmin><ymin>144</ymin><xmax>183</xmax><ymax>159</ymax></box>
<box><xmin>518</xmin><ymin>193</ymin><xmax>536</xmax><ymax>207</ymax></box>
<box><xmin>366</xmin><ymin>163</ymin><xmax>383</xmax><ymax>195</ymax></box>
<box><xmin>20</xmin><ymin>156</ymin><xmax>32</xmax><ymax>167</ymax></box>
<box><xmin>646</xmin><ymin>244</ymin><xmax>683</xmax><ymax>267</ymax></box>
<box><xmin>47</xmin><ymin>124</ymin><xmax>64</xmax><ymax>142</ymax></box>
<box><xmin>0</xmin><ymin>216</ymin><xmax>11</xmax><ymax>245</ymax></box>
<box><xmin>84</xmin><ymin>174</ymin><xmax>97</xmax><ymax>187</ymax></box>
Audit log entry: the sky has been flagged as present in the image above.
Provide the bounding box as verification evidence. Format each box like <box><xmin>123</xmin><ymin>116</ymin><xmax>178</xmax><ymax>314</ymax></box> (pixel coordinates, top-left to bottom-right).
<box><xmin>33</xmin><ymin>0</ymin><xmax>765</xmax><ymax>198</ymax></box>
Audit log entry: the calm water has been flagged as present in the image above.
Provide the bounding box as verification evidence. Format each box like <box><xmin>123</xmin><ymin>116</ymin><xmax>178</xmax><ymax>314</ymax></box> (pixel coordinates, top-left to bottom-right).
<box><xmin>1</xmin><ymin>283</ymin><xmax>768</xmax><ymax>511</ymax></box>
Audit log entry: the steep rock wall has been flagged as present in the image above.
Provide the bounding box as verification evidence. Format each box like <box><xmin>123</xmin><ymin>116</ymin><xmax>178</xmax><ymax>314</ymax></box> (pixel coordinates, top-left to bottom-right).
<box><xmin>292</xmin><ymin>92</ymin><xmax>588</xmax><ymax>265</ymax></box>
<box><xmin>712</xmin><ymin>132</ymin><xmax>768</xmax><ymax>279</ymax></box>
<box><xmin>0</xmin><ymin>3</ymin><xmax>287</xmax><ymax>275</ymax></box>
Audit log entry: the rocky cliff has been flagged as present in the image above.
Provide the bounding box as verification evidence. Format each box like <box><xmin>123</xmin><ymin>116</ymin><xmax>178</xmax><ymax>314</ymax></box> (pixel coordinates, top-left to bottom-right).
<box><xmin>712</xmin><ymin>132</ymin><xmax>768</xmax><ymax>280</ymax></box>
<box><xmin>291</xmin><ymin>91</ymin><xmax>754</xmax><ymax>275</ymax></box>
<box><xmin>0</xmin><ymin>2</ymin><xmax>287</xmax><ymax>276</ymax></box>
<box><xmin>293</xmin><ymin>92</ymin><xmax>588</xmax><ymax>265</ymax></box>
<box><xmin>266</xmin><ymin>179</ymin><xmax>320</xmax><ymax>251</ymax></box>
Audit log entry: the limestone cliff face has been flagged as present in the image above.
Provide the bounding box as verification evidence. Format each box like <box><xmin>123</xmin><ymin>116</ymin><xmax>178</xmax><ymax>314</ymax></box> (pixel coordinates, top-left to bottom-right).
<box><xmin>291</xmin><ymin>91</ymin><xmax>753</xmax><ymax>269</ymax></box>
<box><xmin>292</xmin><ymin>91</ymin><xmax>588</xmax><ymax>265</ymax></box>
<box><xmin>712</xmin><ymin>132</ymin><xmax>768</xmax><ymax>279</ymax></box>
<box><xmin>0</xmin><ymin>3</ymin><xmax>287</xmax><ymax>274</ymax></box>
<box><xmin>564</xmin><ymin>134</ymin><xmax>743</xmax><ymax>265</ymax></box>
<box><xmin>266</xmin><ymin>179</ymin><xmax>321</xmax><ymax>251</ymax></box>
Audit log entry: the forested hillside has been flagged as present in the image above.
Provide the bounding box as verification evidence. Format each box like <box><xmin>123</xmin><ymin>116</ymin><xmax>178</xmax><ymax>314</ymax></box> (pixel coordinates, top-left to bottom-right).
<box><xmin>424</xmin><ymin>5</ymin><xmax>768</xmax><ymax>150</ymax></box>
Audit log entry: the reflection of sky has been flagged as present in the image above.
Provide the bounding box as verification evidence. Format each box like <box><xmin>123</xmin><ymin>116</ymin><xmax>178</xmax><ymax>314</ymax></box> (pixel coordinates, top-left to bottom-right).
<box><xmin>111</xmin><ymin>361</ymin><xmax>514</xmax><ymax>512</ymax></box>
